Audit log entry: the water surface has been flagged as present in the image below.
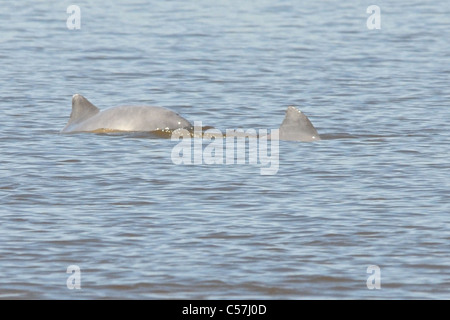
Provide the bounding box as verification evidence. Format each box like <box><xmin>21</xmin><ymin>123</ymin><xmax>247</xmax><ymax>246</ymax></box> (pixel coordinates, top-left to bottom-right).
<box><xmin>0</xmin><ymin>0</ymin><xmax>449</xmax><ymax>299</ymax></box>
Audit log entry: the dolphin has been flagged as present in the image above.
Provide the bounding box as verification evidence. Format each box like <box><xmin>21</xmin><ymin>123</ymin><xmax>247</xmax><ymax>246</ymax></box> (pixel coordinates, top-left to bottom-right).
<box><xmin>61</xmin><ymin>94</ymin><xmax>320</xmax><ymax>141</ymax></box>
<box><xmin>61</xmin><ymin>94</ymin><xmax>191</xmax><ymax>133</ymax></box>
<box><xmin>279</xmin><ymin>106</ymin><xmax>320</xmax><ymax>141</ymax></box>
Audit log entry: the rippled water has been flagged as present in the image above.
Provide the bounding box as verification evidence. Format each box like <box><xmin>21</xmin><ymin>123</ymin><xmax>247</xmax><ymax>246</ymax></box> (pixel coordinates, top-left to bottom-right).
<box><xmin>0</xmin><ymin>0</ymin><xmax>449</xmax><ymax>299</ymax></box>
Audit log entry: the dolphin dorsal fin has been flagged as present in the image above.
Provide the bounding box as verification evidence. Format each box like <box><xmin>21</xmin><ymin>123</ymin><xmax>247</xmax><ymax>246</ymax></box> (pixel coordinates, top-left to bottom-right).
<box><xmin>279</xmin><ymin>106</ymin><xmax>320</xmax><ymax>141</ymax></box>
<box><xmin>68</xmin><ymin>94</ymin><xmax>100</xmax><ymax>126</ymax></box>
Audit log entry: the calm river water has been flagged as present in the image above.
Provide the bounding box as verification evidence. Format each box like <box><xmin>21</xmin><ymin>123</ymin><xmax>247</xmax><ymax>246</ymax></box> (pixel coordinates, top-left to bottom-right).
<box><xmin>0</xmin><ymin>0</ymin><xmax>448</xmax><ymax>299</ymax></box>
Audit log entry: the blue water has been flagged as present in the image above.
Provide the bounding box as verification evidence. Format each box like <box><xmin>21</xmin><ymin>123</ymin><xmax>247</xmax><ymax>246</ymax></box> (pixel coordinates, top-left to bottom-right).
<box><xmin>0</xmin><ymin>0</ymin><xmax>449</xmax><ymax>299</ymax></box>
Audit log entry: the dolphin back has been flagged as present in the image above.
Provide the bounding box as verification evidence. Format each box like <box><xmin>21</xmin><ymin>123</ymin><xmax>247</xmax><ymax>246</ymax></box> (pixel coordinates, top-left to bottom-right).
<box><xmin>61</xmin><ymin>94</ymin><xmax>192</xmax><ymax>133</ymax></box>
<box><xmin>279</xmin><ymin>106</ymin><xmax>320</xmax><ymax>141</ymax></box>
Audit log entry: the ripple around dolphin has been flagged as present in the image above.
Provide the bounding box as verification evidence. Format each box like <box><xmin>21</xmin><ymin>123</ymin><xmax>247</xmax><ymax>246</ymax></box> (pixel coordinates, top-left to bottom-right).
<box><xmin>62</xmin><ymin>130</ymin><xmax>399</xmax><ymax>142</ymax></box>
<box><xmin>308</xmin><ymin>133</ymin><xmax>356</xmax><ymax>140</ymax></box>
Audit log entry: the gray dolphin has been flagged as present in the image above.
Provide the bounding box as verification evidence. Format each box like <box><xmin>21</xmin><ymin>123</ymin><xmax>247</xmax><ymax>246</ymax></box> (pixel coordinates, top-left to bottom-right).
<box><xmin>61</xmin><ymin>94</ymin><xmax>191</xmax><ymax>133</ymax></box>
<box><xmin>279</xmin><ymin>106</ymin><xmax>320</xmax><ymax>141</ymax></box>
<box><xmin>61</xmin><ymin>94</ymin><xmax>320</xmax><ymax>141</ymax></box>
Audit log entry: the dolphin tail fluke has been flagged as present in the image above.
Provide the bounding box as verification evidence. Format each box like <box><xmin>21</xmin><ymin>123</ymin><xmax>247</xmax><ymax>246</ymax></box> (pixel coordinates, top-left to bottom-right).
<box><xmin>62</xmin><ymin>94</ymin><xmax>100</xmax><ymax>132</ymax></box>
<box><xmin>279</xmin><ymin>106</ymin><xmax>320</xmax><ymax>142</ymax></box>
